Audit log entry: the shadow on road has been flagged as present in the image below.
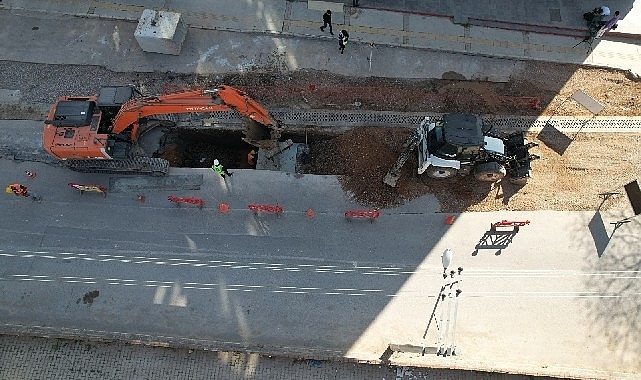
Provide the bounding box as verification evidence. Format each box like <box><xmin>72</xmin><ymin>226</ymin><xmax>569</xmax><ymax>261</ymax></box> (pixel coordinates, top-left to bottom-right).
<box><xmin>588</xmin><ymin>211</ymin><xmax>610</xmax><ymax>257</ymax></box>
<box><xmin>472</xmin><ymin>224</ymin><xmax>522</xmax><ymax>256</ymax></box>
<box><xmin>536</xmin><ymin>122</ymin><xmax>573</xmax><ymax>156</ymax></box>
<box><xmin>583</xmin><ymin>215</ymin><xmax>641</xmax><ymax>369</ymax></box>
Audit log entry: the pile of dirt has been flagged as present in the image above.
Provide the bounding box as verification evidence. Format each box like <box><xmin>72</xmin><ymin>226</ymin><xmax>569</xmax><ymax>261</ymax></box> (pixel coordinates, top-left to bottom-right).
<box><xmin>221</xmin><ymin>62</ymin><xmax>641</xmax><ymax>117</ymax></box>
<box><xmin>302</xmin><ymin>127</ymin><xmax>422</xmax><ymax>207</ymax></box>
<box><xmin>303</xmin><ymin>128</ymin><xmax>641</xmax><ymax>212</ymax></box>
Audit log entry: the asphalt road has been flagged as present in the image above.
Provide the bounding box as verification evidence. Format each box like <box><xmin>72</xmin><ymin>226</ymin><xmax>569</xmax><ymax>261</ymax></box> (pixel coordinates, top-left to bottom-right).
<box><xmin>1</xmin><ymin>154</ymin><xmax>640</xmax><ymax>379</ymax></box>
<box><xmin>0</xmin><ymin>157</ymin><xmax>444</xmax><ymax>356</ymax></box>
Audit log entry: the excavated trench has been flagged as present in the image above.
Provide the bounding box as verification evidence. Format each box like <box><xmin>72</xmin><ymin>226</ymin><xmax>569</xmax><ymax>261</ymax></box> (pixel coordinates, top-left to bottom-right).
<box><xmin>149</xmin><ymin>108</ymin><xmax>430</xmax><ymax>171</ymax></box>
<box><xmin>155</xmin><ymin>128</ymin><xmax>338</xmax><ymax>170</ymax></box>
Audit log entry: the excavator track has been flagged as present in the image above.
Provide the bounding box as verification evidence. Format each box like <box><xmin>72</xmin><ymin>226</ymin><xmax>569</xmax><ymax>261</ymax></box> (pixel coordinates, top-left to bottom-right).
<box><xmin>65</xmin><ymin>157</ymin><xmax>169</xmax><ymax>176</ymax></box>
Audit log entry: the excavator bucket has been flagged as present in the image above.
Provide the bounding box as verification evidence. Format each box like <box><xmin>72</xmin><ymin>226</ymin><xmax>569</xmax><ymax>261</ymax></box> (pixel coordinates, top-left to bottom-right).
<box><xmin>216</xmin><ymin>85</ymin><xmax>283</xmax><ymax>149</ymax></box>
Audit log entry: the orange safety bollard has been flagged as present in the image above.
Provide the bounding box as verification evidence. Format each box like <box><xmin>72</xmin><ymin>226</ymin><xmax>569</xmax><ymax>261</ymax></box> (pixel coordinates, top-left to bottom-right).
<box><xmin>444</xmin><ymin>215</ymin><xmax>456</xmax><ymax>225</ymax></box>
<box><xmin>306</xmin><ymin>208</ymin><xmax>315</xmax><ymax>218</ymax></box>
<box><xmin>218</xmin><ymin>203</ymin><xmax>230</xmax><ymax>213</ymax></box>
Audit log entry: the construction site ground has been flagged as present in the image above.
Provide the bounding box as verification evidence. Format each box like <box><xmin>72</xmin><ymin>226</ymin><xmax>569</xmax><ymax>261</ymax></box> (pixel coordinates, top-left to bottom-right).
<box><xmin>2</xmin><ymin>60</ymin><xmax>640</xmax><ymax>213</ymax></box>
<box><xmin>2</xmin><ymin>3</ymin><xmax>641</xmax><ymax>378</ymax></box>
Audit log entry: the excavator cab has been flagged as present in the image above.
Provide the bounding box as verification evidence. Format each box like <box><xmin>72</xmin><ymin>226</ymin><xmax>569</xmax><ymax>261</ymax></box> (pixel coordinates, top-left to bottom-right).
<box><xmin>96</xmin><ymin>86</ymin><xmax>135</xmax><ymax>134</ymax></box>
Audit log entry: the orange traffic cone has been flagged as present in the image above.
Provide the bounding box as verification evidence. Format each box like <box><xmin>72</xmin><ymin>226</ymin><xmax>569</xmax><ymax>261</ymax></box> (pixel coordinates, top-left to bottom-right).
<box><xmin>306</xmin><ymin>208</ymin><xmax>315</xmax><ymax>218</ymax></box>
<box><xmin>218</xmin><ymin>203</ymin><xmax>230</xmax><ymax>213</ymax></box>
<box><xmin>444</xmin><ymin>215</ymin><xmax>456</xmax><ymax>225</ymax></box>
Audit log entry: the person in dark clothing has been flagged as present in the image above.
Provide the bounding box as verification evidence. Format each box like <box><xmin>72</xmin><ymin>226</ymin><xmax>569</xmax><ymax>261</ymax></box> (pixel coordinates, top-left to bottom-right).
<box><xmin>320</xmin><ymin>10</ymin><xmax>333</xmax><ymax>35</ymax></box>
<box><xmin>338</xmin><ymin>30</ymin><xmax>349</xmax><ymax>54</ymax></box>
<box><xmin>595</xmin><ymin>10</ymin><xmax>620</xmax><ymax>38</ymax></box>
<box><xmin>247</xmin><ymin>150</ymin><xmax>257</xmax><ymax>168</ymax></box>
<box><xmin>353</xmin><ymin>0</ymin><xmax>360</xmax><ymax>6</ymax></box>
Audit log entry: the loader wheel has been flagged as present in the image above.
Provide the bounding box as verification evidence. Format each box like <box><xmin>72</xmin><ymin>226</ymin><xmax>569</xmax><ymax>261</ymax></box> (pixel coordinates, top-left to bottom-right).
<box><xmin>474</xmin><ymin>162</ymin><xmax>506</xmax><ymax>182</ymax></box>
<box><xmin>424</xmin><ymin>166</ymin><xmax>458</xmax><ymax>179</ymax></box>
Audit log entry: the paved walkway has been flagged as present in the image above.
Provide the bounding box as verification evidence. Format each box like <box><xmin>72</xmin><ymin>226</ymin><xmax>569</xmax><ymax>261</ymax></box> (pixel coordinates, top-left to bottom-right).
<box><xmin>1</xmin><ymin>0</ymin><xmax>640</xmax><ymax>76</ymax></box>
<box><xmin>0</xmin><ymin>334</ymin><xmax>558</xmax><ymax>380</ymax></box>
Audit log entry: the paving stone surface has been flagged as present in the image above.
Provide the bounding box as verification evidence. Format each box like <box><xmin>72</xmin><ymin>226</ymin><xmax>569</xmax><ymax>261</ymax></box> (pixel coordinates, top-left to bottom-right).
<box><xmin>0</xmin><ymin>334</ymin><xmax>557</xmax><ymax>380</ymax></box>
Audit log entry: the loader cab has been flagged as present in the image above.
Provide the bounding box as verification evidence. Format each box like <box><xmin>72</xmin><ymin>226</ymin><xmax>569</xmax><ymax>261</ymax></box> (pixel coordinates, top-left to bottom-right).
<box><xmin>428</xmin><ymin>113</ymin><xmax>484</xmax><ymax>161</ymax></box>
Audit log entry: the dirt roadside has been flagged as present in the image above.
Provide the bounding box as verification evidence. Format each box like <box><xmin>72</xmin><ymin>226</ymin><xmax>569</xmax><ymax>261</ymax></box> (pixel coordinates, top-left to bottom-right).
<box><xmin>229</xmin><ymin>61</ymin><xmax>641</xmax><ymax>213</ymax></box>
<box><xmin>1</xmin><ymin>60</ymin><xmax>640</xmax><ymax>212</ymax></box>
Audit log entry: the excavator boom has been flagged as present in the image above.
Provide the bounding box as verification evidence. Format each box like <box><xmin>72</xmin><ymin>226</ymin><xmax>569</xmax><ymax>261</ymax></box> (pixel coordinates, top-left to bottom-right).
<box><xmin>111</xmin><ymin>85</ymin><xmax>281</xmax><ymax>142</ymax></box>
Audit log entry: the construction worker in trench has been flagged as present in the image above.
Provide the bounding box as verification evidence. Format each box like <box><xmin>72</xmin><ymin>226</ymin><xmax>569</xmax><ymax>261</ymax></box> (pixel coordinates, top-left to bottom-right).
<box><xmin>212</xmin><ymin>159</ymin><xmax>233</xmax><ymax>178</ymax></box>
<box><xmin>247</xmin><ymin>150</ymin><xmax>257</xmax><ymax>168</ymax></box>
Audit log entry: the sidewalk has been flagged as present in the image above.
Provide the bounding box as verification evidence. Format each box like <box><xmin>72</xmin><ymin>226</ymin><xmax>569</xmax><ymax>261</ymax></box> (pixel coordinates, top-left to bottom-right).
<box><xmin>0</xmin><ymin>334</ymin><xmax>561</xmax><ymax>380</ymax></box>
<box><xmin>1</xmin><ymin>0</ymin><xmax>640</xmax><ymax>76</ymax></box>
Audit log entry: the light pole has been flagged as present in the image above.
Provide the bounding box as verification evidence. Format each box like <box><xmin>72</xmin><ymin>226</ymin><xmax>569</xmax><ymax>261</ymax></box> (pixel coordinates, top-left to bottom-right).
<box><xmin>442</xmin><ymin>248</ymin><xmax>452</xmax><ymax>274</ymax></box>
<box><xmin>436</xmin><ymin>248</ymin><xmax>462</xmax><ymax>356</ymax></box>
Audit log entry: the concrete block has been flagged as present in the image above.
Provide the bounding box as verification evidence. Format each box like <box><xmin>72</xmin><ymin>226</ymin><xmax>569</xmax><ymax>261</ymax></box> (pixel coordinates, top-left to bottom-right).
<box><xmin>134</xmin><ymin>9</ymin><xmax>187</xmax><ymax>55</ymax></box>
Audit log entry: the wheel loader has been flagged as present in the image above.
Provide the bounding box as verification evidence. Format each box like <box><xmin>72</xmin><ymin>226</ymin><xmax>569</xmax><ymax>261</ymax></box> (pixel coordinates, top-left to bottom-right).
<box><xmin>383</xmin><ymin>113</ymin><xmax>539</xmax><ymax>187</ymax></box>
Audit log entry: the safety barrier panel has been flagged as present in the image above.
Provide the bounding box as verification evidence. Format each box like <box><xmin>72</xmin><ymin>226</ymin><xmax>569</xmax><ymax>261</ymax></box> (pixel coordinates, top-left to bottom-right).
<box><xmin>68</xmin><ymin>183</ymin><xmax>107</xmax><ymax>197</ymax></box>
<box><xmin>491</xmin><ymin>220</ymin><xmax>530</xmax><ymax>231</ymax></box>
<box><xmin>248</xmin><ymin>203</ymin><xmax>283</xmax><ymax>215</ymax></box>
<box><xmin>345</xmin><ymin>209</ymin><xmax>380</xmax><ymax>222</ymax></box>
<box><xmin>168</xmin><ymin>195</ymin><xmax>205</xmax><ymax>208</ymax></box>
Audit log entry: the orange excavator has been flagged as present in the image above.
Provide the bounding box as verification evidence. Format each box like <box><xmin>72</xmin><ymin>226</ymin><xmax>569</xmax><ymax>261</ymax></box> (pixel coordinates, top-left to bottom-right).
<box><xmin>43</xmin><ymin>85</ymin><xmax>282</xmax><ymax>175</ymax></box>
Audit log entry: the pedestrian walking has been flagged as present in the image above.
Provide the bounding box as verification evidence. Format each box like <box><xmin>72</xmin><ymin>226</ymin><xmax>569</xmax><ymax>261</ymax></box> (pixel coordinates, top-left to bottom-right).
<box><xmin>320</xmin><ymin>10</ymin><xmax>333</xmax><ymax>35</ymax></box>
<box><xmin>595</xmin><ymin>10</ymin><xmax>620</xmax><ymax>38</ymax></box>
<box><xmin>25</xmin><ymin>170</ymin><xmax>36</xmax><ymax>179</ymax></box>
<box><xmin>584</xmin><ymin>5</ymin><xmax>610</xmax><ymax>21</ymax></box>
<box><xmin>212</xmin><ymin>159</ymin><xmax>233</xmax><ymax>178</ymax></box>
<box><xmin>338</xmin><ymin>30</ymin><xmax>349</xmax><ymax>54</ymax></box>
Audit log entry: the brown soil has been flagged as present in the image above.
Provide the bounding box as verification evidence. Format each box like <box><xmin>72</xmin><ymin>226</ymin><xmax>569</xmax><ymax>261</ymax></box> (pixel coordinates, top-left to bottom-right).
<box><xmin>301</xmin><ymin>128</ymin><xmax>641</xmax><ymax>212</ymax></box>
<box><xmin>3</xmin><ymin>60</ymin><xmax>640</xmax><ymax>212</ymax></box>
<box><xmin>216</xmin><ymin>61</ymin><xmax>641</xmax><ymax>212</ymax></box>
<box><xmin>219</xmin><ymin>61</ymin><xmax>641</xmax><ymax>118</ymax></box>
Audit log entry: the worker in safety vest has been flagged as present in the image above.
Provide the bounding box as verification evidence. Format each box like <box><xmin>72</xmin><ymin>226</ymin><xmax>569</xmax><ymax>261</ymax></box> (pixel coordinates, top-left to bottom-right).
<box><xmin>338</xmin><ymin>30</ymin><xmax>349</xmax><ymax>54</ymax></box>
<box><xmin>212</xmin><ymin>159</ymin><xmax>233</xmax><ymax>178</ymax></box>
<box><xmin>6</xmin><ymin>183</ymin><xmax>29</xmax><ymax>197</ymax></box>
